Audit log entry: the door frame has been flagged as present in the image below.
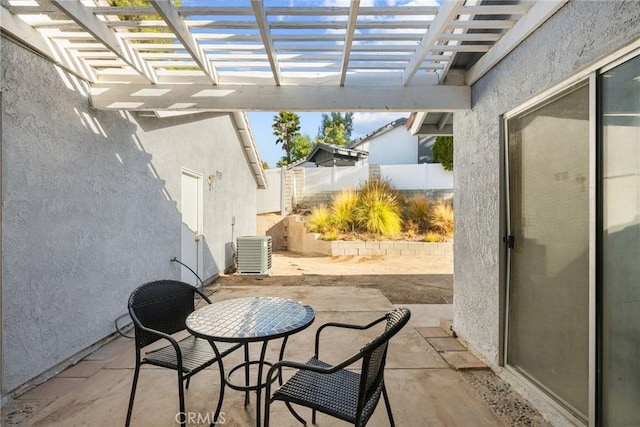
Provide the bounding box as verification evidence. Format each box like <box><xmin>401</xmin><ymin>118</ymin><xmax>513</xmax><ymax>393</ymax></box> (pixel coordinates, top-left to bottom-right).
<box><xmin>181</xmin><ymin>168</ymin><xmax>204</xmax><ymax>284</ymax></box>
<box><xmin>501</xmin><ymin>44</ymin><xmax>640</xmax><ymax>426</ymax></box>
<box><xmin>502</xmin><ymin>79</ymin><xmax>593</xmax><ymax>424</ymax></box>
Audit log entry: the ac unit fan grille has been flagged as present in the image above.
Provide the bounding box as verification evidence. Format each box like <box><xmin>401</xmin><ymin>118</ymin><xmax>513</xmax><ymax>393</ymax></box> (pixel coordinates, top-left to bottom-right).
<box><xmin>236</xmin><ymin>236</ymin><xmax>272</xmax><ymax>274</ymax></box>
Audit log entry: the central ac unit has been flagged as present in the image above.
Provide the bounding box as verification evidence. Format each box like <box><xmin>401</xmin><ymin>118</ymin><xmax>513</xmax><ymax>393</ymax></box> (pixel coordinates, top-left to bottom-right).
<box><xmin>236</xmin><ymin>236</ymin><xmax>272</xmax><ymax>275</ymax></box>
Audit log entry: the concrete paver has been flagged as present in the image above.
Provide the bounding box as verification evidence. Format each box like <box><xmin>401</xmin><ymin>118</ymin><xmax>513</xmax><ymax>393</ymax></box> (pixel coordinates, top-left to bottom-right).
<box><xmin>441</xmin><ymin>351</ymin><xmax>489</xmax><ymax>371</ymax></box>
<box><xmin>428</xmin><ymin>337</ymin><xmax>468</xmax><ymax>352</ymax></box>
<box><xmin>417</xmin><ymin>326</ymin><xmax>451</xmax><ymax>338</ymax></box>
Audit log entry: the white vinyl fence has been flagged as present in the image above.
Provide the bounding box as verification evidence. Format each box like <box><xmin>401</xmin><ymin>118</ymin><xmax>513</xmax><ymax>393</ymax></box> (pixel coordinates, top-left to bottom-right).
<box><xmin>379</xmin><ymin>163</ymin><xmax>453</xmax><ymax>190</ymax></box>
<box><xmin>257</xmin><ymin>164</ymin><xmax>453</xmax><ymax>213</ymax></box>
<box><xmin>304</xmin><ymin>164</ymin><xmax>369</xmax><ymax>191</ymax></box>
<box><xmin>257</xmin><ymin>168</ymin><xmax>283</xmax><ymax>214</ymax></box>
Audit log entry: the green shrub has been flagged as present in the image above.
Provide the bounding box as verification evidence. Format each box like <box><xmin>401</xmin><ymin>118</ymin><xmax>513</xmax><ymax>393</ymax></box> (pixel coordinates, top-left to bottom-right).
<box><xmin>430</xmin><ymin>201</ymin><xmax>454</xmax><ymax>236</ymax></box>
<box><xmin>358</xmin><ymin>178</ymin><xmax>399</xmax><ymax>201</ymax></box>
<box><xmin>433</xmin><ymin>136</ymin><xmax>453</xmax><ymax>171</ymax></box>
<box><xmin>323</xmin><ymin>230</ymin><xmax>338</xmax><ymax>241</ymax></box>
<box><xmin>406</xmin><ymin>196</ymin><xmax>430</xmax><ymax>232</ymax></box>
<box><xmin>306</xmin><ymin>205</ymin><xmax>334</xmax><ymax>234</ymax></box>
<box><xmin>423</xmin><ymin>232</ymin><xmax>445</xmax><ymax>243</ymax></box>
<box><xmin>356</xmin><ymin>192</ymin><xmax>401</xmax><ymax>236</ymax></box>
<box><xmin>331</xmin><ymin>189</ymin><xmax>358</xmax><ymax>232</ymax></box>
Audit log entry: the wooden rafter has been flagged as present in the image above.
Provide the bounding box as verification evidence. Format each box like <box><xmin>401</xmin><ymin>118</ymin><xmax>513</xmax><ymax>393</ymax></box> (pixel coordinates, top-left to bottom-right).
<box><xmin>151</xmin><ymin>0</ymin><xmax>218</xmax><ymax>85</ymax></box>
<box><xmin>0</xmin><ymin>6</ymin><xmax>96</xmax><ymax>82</ymax></box>
<box><xmin>339</xmin><ymin>0</ymin><xmax>360</xmax><ymax>86</ymax></box>
<box><xmin>251</xmin><ymin>0</ymin><xmax>281</xmax><ymax>86</ymax></box>
<box><xmin>91</xmin><ymin>82</ymin><xmax>470</xmax><ymax>112</ymax></box>
<box><xmin>1</xmin><ymin>0</ymin><xmax>556</xmax><ymax>111</ymax></box>
<box><xmin>50</xmin><ymin>0</ymin><xmax>157</xmax><ymax>83</ymax></box>
<box><xmin>402</xmin><ymin>0</ymin><xmax>464</xmax><ymax>86</ymax></box>
<box><xmin>466</xmin><ymin>0</ymin><xmax>569</xmax><ymax>85</ymax></box>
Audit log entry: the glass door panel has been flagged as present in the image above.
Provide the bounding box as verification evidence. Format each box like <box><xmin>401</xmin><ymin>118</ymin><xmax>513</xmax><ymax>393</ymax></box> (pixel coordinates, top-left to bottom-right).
<box><xmin>506</xmin><ymin>84</ymin><xmax>590</xmax><ymax>418</ymax></box>
<box><xmin>601</xmin><ymin>54</ymin><xmax>640</xmax><ymax>426</ymax></box>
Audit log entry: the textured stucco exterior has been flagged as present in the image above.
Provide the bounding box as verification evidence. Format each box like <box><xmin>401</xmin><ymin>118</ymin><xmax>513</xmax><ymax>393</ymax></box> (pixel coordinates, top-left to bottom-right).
<box><xmin>1</xmin><ymin>39</ymin><xmax>258</xmax><ymax>394</ymax></box>
<box><xmin>453</xmin><ymin>0</ymin><xmax>640</xmax><ymax>412</ymax></box>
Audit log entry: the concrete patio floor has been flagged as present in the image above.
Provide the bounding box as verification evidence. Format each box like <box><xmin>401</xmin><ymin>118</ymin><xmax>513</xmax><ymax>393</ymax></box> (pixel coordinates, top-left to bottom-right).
<box><xmin>3</xmin><ymin>285</ymin><xmax>504</xmax><ymax>427</ymax></box>
<box><xmin>2</xmin><ymin>253</ymin><xmax>550</xmax><ymax>426</ymax></box>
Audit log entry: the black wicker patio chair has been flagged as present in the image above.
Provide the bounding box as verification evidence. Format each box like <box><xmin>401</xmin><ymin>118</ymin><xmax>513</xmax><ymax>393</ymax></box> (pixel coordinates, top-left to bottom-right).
<box><xmin>264</xmin><ymin>307</ymin><xmax>411</xmax><ymax>427</ymax></box>
<box><xmin>125</xmin><ymin>280</ymin><xmax>242</xmax><ymax>427</ymax></box>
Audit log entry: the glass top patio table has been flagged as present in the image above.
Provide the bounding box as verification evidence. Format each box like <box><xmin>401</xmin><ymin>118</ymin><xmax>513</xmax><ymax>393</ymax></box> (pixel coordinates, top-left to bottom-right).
<box><xmin>185</xmin><ymin>296</ymin><xmax>315</xmax><ymax>427</ymax></box>
<box><xmin>186</xmin><ymin>296</ymin><xmax>314</xmax><ymax>342</ymax></box>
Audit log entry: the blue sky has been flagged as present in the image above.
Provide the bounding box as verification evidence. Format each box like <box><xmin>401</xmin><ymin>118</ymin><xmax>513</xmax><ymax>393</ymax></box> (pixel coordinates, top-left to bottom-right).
<box><xmin>247</xmin><ymin>111</ymin><xmax>409</xmax><ymax>167</ymax></box>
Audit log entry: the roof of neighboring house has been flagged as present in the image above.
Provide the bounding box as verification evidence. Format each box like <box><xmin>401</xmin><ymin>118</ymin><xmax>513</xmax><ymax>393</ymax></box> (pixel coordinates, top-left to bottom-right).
<box><xmin>305</xmin><ymin>142</ymin><xmax>368</xmax><ymax>167</ymax></box>
<box><xmin>349</xmin><ymin>117</ymin><xmax>409</xmax><ymax>149</ymax></box>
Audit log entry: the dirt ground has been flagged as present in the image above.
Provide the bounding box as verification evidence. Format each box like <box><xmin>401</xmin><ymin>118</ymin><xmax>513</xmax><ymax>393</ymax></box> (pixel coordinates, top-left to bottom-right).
<box><xmin>217</xmin><ymin>251</ymin><xmax>453</xmax><ymax>304</ymax></box>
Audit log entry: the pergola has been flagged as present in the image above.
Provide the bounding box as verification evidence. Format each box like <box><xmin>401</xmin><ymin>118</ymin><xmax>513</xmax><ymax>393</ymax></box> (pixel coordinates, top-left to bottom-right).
<box><xmin>1</xmin><ymin>0</ymin><xmax>567</xmax><ymax>132</ymax></box>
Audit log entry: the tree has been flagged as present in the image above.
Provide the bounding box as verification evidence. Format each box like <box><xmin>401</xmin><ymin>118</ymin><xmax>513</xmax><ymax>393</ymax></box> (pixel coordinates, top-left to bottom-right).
<box><xmin>276</xmin><ymin>133</ymin><xmax>312</xmax><ymax>167</ymax></box>
<box><xmin>317</xmin><ymin>112</ymin><xmax>354</xmax><ymax>145</ymax></box>
<box><xmin>315</xmin><ymin>122</ymin><xmax>349</xmax><ymax>146</ymax></box>
<box><xmin>433</xmin><ymin>136</ymin><xmax>454</xmax><ymax>171</ymax></box>
<box><xmin>272</xmin><ymin>111</ymin><xmax>301</xmax><ymax>165</ymax></box>
<box><xmin>108</xmin><ymin>0</ymin><xmax>181</xmax><ymax>43</ymax></box>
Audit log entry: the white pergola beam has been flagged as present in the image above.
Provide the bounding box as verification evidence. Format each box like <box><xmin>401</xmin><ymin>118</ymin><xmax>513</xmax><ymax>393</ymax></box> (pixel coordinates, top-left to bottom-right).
<box><xmin>466</xmin><ymin>0</ymin><xmax>569</xmax><ymax>85</ymax></box>
<box><xmin>151</xmin><ymin>0</ymin><xmax>218</xmax><ymax>85</ymax></box>
<box><xmin>90</xmin><ymin>83</ymin><xmax>470</xmax><ymax>112</ymax></box>
<box><xmin>1</xmin><ymin>7</ymin><xmax>97</xmax><ymax>82</ymax></box>
<box><xmin>415</xmin><ymin>124</ymin><xmax>453</xmax><ymax>135</ymax></box>
<box><xmin>339</xmin><ymin>0</ymin><xmax>360</xmax><ymax>86</ymax></box>
<box><xmin>49</xmin><ymin>0</ymin><xmax>157</xmax><ymax>84</ymax></box>
<box><xmin>402</xmin><ymin>0</ymin><xmax>464</xmax><ymax>86</ymax></box>
<box><xmin>251</xmin><ymin>0</ymin><xmax>281</xmax><ymax>86</ymax></box>
<box><xmin>437</xmin><ymin>0</ymin><xmax>480</xmax><ymax>83</ymax></box>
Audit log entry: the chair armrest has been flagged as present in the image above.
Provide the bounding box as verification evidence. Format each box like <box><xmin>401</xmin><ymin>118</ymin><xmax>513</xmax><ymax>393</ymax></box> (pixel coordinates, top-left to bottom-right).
<box><xmin>193</xmin><ymin>286</ymin><xmax>212</xmax><ymax>304</ymax></box>
<box><xmin>129</xmin><ymin>309</ymin><xmax>184</xmax><ymax>366</ymax></box>
<box><xmin>265</xmin><ymin>352</ymin><xmax>366</xmax><ymax>400</ymax></box>
<box><xmin>315</xmin><ymin>315</ymin><xmax>387</xmax><ymax>357</ymax></box>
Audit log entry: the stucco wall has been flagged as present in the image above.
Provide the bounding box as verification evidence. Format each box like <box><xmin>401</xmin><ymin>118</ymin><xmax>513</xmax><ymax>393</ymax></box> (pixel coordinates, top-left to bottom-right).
<box><xmin>1</xmin><ymin>39</ymin><xmax>257</xmax><ymax>394</ymax></box>
<box><xmin>453</xmin><ymin>0</ymin><xmax>640</xmax><ymax>368</ymax></box>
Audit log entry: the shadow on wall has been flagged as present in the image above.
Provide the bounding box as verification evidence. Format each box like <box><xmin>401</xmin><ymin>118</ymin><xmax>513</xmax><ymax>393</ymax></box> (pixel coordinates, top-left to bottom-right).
<box><xmin>257</xmin><ymin>213</ymin><xmax>288</xmax><ymax>251</ymax></box>
<box><xmin>1</xmin><ymin>35</ymin><xmax>226</xmax><ymax>394</ymax></box>
<box><xmin>224</xmin><ymin>241</ymin><xmax>236</xmax><ymax>274</ymax></box>
<box><xmin>132</xmin><ymin>111</ymin><xmax>229</xmax><ymax>132</ymax></box>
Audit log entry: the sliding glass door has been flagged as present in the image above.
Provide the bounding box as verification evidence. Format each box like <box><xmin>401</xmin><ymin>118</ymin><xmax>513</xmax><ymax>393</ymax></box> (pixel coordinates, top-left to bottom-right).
<box><xmin>506</xmin><ymin>84</ymin><xmax>590</xmax><ymax>420</ymax></box>
<box><xmin>504</xmin><ymin>52</ymin><xmax>640</xmax><ymax>425</ymax></box>
<box><xmin>600</xmin><ymin>54</ymin><xmax>640</xmax><ymax>426</ymax></box>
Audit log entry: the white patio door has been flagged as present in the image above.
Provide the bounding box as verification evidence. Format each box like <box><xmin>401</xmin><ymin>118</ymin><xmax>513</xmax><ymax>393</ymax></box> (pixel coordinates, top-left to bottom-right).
<box><xmin>505</xmin><ymin>83</ymin><xmax>591</xmax><ymax>421</ymax></box>
<box><xmin>181</xmin><ymin>170</ymin><xmax>203</xmax><ymax>286</ymax></box>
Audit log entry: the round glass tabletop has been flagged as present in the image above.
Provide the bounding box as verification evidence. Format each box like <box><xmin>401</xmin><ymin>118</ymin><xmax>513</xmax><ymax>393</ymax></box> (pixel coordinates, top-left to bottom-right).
<box><xmin>186</xmin><ymin>296</ymin><xmax>315</xmax><ymax>342</ymax></box>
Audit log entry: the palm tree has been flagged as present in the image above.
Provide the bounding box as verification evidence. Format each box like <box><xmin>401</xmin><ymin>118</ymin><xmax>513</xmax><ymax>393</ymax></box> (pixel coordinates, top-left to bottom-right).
<box><xmin>272</xmin><ymin>111</ymin><xmax>301</xmax><ymax>164</ymax></box>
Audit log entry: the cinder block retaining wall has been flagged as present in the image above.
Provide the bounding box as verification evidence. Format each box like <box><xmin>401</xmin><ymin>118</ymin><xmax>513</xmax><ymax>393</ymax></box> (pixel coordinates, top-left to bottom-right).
<box><xmin>285</xmin><ymin>215</ymin><xmax>452</xmax><ymax>257</ymax></box>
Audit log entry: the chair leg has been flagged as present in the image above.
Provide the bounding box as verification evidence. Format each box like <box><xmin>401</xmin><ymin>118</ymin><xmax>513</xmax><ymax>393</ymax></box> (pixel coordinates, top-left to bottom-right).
<box><xmin>312</xmin><ymin>409</ymin><xmax>316</xmax><ymax>424</ymax></box>
<box><xmin>264</xmin><ymin>394</ymin><xmax>271</xmax><ymax>427</ymax></box>
<box><xmin>177</xmin><ymin>371</ymin><xmax>186</xmax><ymax>427</ymax></box>
<box><xmin>125</xmin><ymin>364</ymin><xmax>141</xmax><ymax>427</ymax></box>
<box><xmin>185</xmin><ymin>376</ymin><xmax>191</xmax><ymax>390</ymax></box>
<box><xmin>382</xmin><ymin>383</ymin><xmax>395</xmax><ymax>427</ymax></box>
<box><xmin>244</xmin><ymin>343</ymin><xmax>250</xmax><ymax>406</ymax></box>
